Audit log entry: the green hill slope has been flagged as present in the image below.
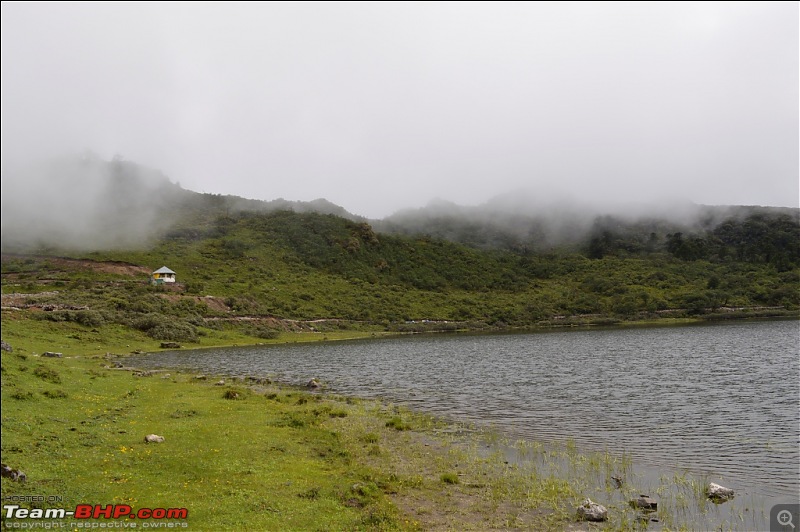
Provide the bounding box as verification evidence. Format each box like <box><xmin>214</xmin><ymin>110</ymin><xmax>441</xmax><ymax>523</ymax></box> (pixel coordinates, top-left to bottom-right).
<box><xmin>2</xmin><ymin>206</ymin><xmax>798</xmax><ymax>355</ymax></box>
<box><xmin>1</xmin><ymin>155</ymin><xmax>798</xmax><ymax>350</ymax></box>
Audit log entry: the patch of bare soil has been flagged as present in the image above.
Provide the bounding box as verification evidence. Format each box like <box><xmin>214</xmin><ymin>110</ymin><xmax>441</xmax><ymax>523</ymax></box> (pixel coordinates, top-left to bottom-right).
<box><xmin>158</xmin><ymin>293</ymin><xmax>230</xmax><ymax>312</ymax></box>
<box><xmin>77</xmin><ymin>259</ymin><xmax>152</xmax><ymax>277</ymax></box>
<box><xmin>1</xmin><ymin>254</ymin><xmax>152</xmax><ymax>277</ymax></box>
<box><xmin>195</xmin><ymin>296</ymin><xmax>228</xmax><ymax>313</ymax></box>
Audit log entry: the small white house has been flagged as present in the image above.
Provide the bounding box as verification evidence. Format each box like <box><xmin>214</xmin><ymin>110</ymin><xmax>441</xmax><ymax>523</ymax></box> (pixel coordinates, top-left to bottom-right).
<box><xmin>151</xmin><ymin>266</ymin><xmax>176</xmax><ymax>285</ymax></box>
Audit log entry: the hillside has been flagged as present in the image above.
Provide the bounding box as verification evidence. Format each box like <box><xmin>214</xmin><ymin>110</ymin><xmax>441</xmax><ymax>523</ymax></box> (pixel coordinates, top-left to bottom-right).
<box><xmin>1</xmin><ymin>156</ymin><xmax>798</xmax><ymax>350</ymax></box>
<box><xmin>377</xmin><ymin>193</ymin><xmax>799</xmax><ymax>258</ymax></box>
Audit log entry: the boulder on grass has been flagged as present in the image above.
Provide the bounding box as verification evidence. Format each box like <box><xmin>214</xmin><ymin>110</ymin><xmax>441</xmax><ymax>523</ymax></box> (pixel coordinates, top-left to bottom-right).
<box><xmin>2</xmin><ymin>464</ymin><xmax>27</xmax><ymax>483</ymax></box>
<box><xmin>144</xmin><ymin>434</ymin><xmax>165</xmax><ymax>443</ymax></box>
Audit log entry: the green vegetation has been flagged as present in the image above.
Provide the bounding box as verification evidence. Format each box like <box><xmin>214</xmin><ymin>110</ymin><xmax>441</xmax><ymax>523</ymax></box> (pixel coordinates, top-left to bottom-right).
<box><xmin>2</xmin><ymin>207</ymin><xmax>797</xmax><ymax>348</ymax></box>
<box><xmin>1</xmin><ymin>163</ymin><xmax>797</xmax><ymax>530</ymax></box>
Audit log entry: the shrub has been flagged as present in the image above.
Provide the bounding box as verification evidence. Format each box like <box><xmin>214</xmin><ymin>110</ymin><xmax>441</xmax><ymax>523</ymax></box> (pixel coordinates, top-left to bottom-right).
<box><xmin>73</xmin><ymin>310</ymin><xmax>106</xmax><ymax>327</ymax></box>
<box><xmin>37</xmin><ymin>311</ymin><xmax>68</xmax><ymax>322</ymax></box>
<box><xmin>11</xmin><ymin>390</ymin><xmax>34</xmax><ymax>400</ymax></box>
<box><xmin>146</xmin><ymin>321</ymin><xmax>198</xmax><ymax>343</ymax></box>
<box><xmin>131</xmin><ymin>313</ymin><xmax>164</xmax><ymax>332</ymax></box>
<box><xmin>183</xmin><ymin>281</ymin><xmax>206</xmax><ymax>294</ymax></box>
<box><xmin>33</xmin><ymin>365</ymin><xmax>61</xmax><ymax>384</ymax></box>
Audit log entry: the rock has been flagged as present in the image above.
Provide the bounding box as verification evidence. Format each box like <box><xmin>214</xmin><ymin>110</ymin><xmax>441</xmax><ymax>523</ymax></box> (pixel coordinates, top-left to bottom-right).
<box><xmin>42</xmin><ymin>351</ymin><xmax>63</xmax><ymax>358</ymax></box>
<box><xmin>630</xmin><ymin>495</ymin><xmax>658</xmax><ymax>511</ymax></box>
<box><xmin>1</xmin><ymin>464</ymin><xmax>26</xmax><ymax>482</ymax></box>
<box><xmin>160</xmin><ymin>342</ymin><xmax>181</xmax><ymax>349</ymax></box>
<box><xmin>1</xmin><ymin>341</ymin><xmax>12</xmax><ymax>352</ymax></box>
<box><xmin>706</xmin><ymin>482</ymin><xmax>735</xmax><ymax>502</ymax></box>
<box><xmin>144</xmin><ymin>434</ymin><xmax>165</xmax><ymax>443</ymax></box>
<box><xmin>611</xmin><ymin>475</ymin><xmax>623</xmax><ymax>488</ymax></box>
<box><xmin>214</xmin><ymin>379</ymin><xmax>226</xmax><ymax>386</ymax></box>
<box><xmin>307</xmin><ymin>378</ymin><xmax>321</xmax><ymax>388</ymax></box>
<box><xmin>576</xmin><ymin>498</ymin><xmax>608</xmax><ymax>522</ymax></box>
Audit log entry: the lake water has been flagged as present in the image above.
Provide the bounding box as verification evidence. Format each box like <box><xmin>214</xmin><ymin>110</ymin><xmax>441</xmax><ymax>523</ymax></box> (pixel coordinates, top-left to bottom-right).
<box><xmin>130</xmin><ymin>320</ymin><xmax>800</xmax><ymax>524</ymax></box>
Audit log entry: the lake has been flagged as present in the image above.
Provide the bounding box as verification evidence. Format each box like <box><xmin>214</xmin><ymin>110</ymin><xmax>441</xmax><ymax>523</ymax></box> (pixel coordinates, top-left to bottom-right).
<box><xmin>130</xmin><ymin>319</ymin><xmax>800</xmax><ymax>525</ymax></box>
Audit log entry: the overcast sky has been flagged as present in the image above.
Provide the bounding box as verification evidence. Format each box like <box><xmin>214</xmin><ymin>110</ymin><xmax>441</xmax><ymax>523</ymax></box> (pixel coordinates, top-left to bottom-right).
<box><xmin>1</xmin><ymin>2</ymin><xmax>797</xmax><ymax>218</ymax></box>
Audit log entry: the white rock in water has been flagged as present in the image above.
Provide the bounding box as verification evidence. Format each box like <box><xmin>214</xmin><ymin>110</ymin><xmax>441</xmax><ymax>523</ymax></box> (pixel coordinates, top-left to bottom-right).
<box><xmin>576</xmin><ymin>498</ymin><xmax>608</xmax><ymax>521</ymax></box>
<box><xmin>707</xmin><ymin>482</ymin><xmax>734</xmax><ymax>501</ymax></box>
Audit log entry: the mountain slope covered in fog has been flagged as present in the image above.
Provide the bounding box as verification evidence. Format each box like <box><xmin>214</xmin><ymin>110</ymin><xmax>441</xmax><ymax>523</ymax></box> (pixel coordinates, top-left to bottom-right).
<box><xmin>2</xmin><ymin>155</ymin><xmax>797</xmax><ymax>263</ymax></box>
<box><xmin>377</xmin><ymin>192</ymin><xmax>799</xmax><ymax>260</ymax></box>
<box><xmin>2</xmin><ymin>206</ymin><xmax>798</xmax><ymax>354</ymax></box>
<box><xmin>0</xmin><ymin>154</ymin><xmax>363</xmax><ymax>252</ymax></box>
<box><xmin>1</xmin><ymin>156</ymin><xmax>798</xmax><ymax>345</ymax></box>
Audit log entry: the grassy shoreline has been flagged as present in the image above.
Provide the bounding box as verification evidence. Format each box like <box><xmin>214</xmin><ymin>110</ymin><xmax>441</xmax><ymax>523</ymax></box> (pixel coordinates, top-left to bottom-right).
<box><xmin>2</xmin><ymin>338</ymin><xmax>594</xmax><ymax>531</ymax></box>
<box><xmin>3</xmin><ymin>318</ymin><xmax>792</xmax><ymax>530</ymax></box>
<box><xmin>4</xmin><ymin>300</ymin><xmax>796</xmax><ymax>360</ymax></box>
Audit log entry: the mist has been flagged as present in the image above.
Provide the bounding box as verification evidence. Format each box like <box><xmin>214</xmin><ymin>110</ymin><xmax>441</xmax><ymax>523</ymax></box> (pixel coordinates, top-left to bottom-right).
<box><xmin>1</xmin><ymin>2</ymin><xmax>798</xmax><ymax>221</ymax></box>
<box><xmin>0</xmin><ymin>154</ymin><xmax>182</xmax><ymax>251</ymax></box>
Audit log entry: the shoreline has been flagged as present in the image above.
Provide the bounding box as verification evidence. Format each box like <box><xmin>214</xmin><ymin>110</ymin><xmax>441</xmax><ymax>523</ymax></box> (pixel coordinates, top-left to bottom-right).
<box><xmin>84</xmin><ymin>312</ymin><xmax>800</xmax><ymax>358</ymax></box>
<box><xmin>2</xmin><ymin>316</ymin><xmax>796</xmax><ymax>530</ymax></box>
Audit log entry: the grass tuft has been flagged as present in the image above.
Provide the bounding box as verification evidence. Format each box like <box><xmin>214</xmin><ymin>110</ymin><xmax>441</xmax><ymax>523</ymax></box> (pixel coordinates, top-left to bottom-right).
<box><xmin>440</xmin><ymin>472</ymin><xmax>460</xmax><ymax>484</ymax></box>
<box><xmin>385</xmin><ymin>416</ymin><xmax>410</xmax><ymax>431</ymax></box>
<box><xmin>222</xmin><ymin>388</ymin><xmax>245</xmax><ymax>400</ymax></box>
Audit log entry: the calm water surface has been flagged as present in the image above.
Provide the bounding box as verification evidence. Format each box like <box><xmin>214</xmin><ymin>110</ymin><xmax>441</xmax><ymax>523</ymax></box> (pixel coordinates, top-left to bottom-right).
<box><xmin>131</xmin><ymin>320</ymin><xmax>800</xmax><ymax>505</ymax></box>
